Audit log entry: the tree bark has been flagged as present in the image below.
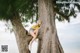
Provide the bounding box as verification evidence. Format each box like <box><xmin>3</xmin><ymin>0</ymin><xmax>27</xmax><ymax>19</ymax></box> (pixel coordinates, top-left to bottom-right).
<box><xmin>37</xmin><ymin>0</ymin><xmax>64</xmax><ymax>53</ymax></box>
<box><xmin>10</xmin><ymin>12</ymin><xmax>32</xmax><ymax>53</ymax></box>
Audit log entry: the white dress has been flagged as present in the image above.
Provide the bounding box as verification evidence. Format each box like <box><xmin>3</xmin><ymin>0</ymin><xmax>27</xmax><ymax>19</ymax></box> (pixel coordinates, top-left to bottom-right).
<box><xmin>29</xmin><ymin>39</ymin><xmax>38</xmax><ymax>53</ymax></box>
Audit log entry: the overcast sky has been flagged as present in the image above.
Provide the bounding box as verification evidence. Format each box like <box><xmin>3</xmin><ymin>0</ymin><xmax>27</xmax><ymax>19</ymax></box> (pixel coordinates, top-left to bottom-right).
<box><xmin>56</xmin><ymin>13</ymin><xmax>80</xmax><ymax>53</ymax></box>
<box><xmin>0</xmin><ymin>13</ymin><xmax>80</xmax><ymax>53</ymax></box>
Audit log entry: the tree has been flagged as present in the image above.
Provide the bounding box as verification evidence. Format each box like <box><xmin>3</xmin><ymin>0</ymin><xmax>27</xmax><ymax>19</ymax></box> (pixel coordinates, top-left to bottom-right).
<box><xmin>37</xmin><ymin>0</ymin><xmax>63</xmax><ymax>53</ymax></box>
<box><xmin>37</xmin><ymin>0</ymin><xmax>80</xmax><ymax>53</ymax></box>
<box><xmin>0</xmin><ymin>0</ymin><xmax>37</xmax><ymax>53</ymax></box>
<box><xmin>0</xmin><ymin>0</ymin><xmax>80</xmax><ymax>53</ymax></box>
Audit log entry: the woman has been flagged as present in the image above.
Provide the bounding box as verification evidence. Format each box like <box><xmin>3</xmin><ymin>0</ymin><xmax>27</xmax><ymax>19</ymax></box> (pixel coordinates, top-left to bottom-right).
<box><xmin>29</xmin><ymin>20</ymin><xmax>42</xmax><ymax>49</ymax></box>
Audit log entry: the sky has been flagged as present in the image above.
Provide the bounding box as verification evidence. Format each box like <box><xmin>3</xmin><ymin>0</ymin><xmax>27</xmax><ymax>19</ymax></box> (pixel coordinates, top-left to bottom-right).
<box><xmin>0</xmin><ymin>13</ymin><xmax>80</xmax><ymax>53</ymax></box>
<box><xmin>56</xmin><ymin>13</ymin><xmax>80</xmax><ymax>53</ymax></box>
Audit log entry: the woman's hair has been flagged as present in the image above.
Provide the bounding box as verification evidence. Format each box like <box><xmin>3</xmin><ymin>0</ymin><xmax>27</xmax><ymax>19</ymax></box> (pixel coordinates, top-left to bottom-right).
<box><xmin>29</xmin><ymin>20</ymin><xmax>42</xmax><ymax>31</ymax></box>
<box><xmin>37</xmin><ymin>20</ymin><xmax>42</xmax><ymax>25</ymax></box>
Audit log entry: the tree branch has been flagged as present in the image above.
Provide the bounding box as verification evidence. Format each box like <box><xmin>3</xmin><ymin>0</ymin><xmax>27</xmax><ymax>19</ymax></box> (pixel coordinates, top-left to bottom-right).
<box><xmin>54</xmin><ymin>6</ymin><xmax>69</xmax><ymax>19</ymax></box>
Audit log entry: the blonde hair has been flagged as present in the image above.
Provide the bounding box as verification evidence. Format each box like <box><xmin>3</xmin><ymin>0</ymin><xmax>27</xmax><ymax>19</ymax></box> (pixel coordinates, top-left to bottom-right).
<box><xmin>37</xmin><ymin>20</ymin><xmax>42</xmax><ymax>25</ymax></box>
<box><xmin>31</xmin><ymin>20</ymin><xmax>42</xmax><ymax>30</ymax></box>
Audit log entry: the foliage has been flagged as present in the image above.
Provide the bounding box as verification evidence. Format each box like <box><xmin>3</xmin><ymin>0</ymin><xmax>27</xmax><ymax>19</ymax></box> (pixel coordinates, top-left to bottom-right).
<box><xmin>54</xmin><ymin>0</ymin><xmax>80</xmax><ymax>22</ymax></box>
<box><xmin>0</xmin><ymin>0</ymin><xmax>80</xmax><ymax>22</ymax></box>
<box><xmin>0</xmin><ymin>0</ymin><xmax>37</xmax><ymax>21</ymax></box>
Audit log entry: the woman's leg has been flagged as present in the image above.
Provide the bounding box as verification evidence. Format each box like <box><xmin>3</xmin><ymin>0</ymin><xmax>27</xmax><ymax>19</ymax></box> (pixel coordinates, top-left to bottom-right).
<box><xmin>29</xmin><ymin>29</ymin><xmax>39</xmax><ymax>50</ymax></box>
<box><xmin>29</xmin><ymin>31</ymin><xmax>37</xmax><ymax>46</ymax></box>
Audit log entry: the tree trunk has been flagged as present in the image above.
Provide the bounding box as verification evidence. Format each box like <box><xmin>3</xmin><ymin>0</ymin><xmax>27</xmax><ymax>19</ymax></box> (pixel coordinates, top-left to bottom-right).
<box><xmin>37</xmin><ymin>0</ymin><xmax>64</xmax><ymax>53</ymax></box>
<box><xmin>10</xmin><ymin>12</ymin><xmax>32</xmax><ymax>53</ymax></box>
